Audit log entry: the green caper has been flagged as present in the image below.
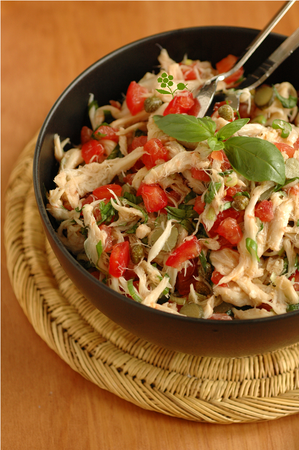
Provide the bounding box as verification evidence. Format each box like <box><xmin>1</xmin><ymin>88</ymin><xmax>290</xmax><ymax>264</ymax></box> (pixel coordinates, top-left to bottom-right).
<box><xmin>218</xmin><ymin>104</ymin><xmax>234</xmax><ymax>121</ymax></box>
<box><xmin>130</xmin><ymin>244</ymin><xmax>144</xmax><ymax>264</ymax></box>
<box><xmin>180</xmin><ymin>302</ymin><xmax>204</xmax><ymax>318</ymax></box>
<box><xmin>144</xmin><ymin>96</ymin><xmax>163</xmax><ymax>113</ymax></box>
<box><xmin>254</xmin><ymin>85</ymin><xmax>274</xmax><ymax>109</ymax></box>
<box><xmin>194</xmin><ymin>280</ymin><xmax>212</xmax><ymax>296</ymax></box>
<box><xmin>232</xmin><ymin>194</ymin><xmax>249</xmax><ymax>211</ymax></box>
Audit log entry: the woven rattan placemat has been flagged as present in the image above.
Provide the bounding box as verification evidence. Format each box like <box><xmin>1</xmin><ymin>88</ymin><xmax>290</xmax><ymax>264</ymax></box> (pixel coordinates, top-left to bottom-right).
<box><xmin>4</xmin><ymin>134</ymin><xmax>299</xmax><ymax>423</ymax></box>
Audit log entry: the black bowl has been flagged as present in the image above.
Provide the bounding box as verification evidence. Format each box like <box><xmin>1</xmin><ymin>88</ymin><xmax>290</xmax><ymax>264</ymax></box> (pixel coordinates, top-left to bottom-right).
<box><xmin>33</xmin><ymin>26</ymin><xmax>299</xmax><ymax>358</ymax></box>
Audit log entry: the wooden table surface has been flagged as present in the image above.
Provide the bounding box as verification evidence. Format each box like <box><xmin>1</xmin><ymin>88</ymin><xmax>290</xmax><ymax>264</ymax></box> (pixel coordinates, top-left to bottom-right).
<box><xmin>2</xmin><ymin>2</ymin><xmax>299</xmax><ymax>449</ymax></box>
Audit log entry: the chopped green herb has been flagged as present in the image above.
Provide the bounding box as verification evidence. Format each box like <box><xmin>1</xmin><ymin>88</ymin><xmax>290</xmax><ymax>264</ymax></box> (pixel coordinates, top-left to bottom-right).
<box><xmin>273</xmin><ymin>85</ymin><xmax>297</xmax><ymax>109</ymax></box>
<box><xmin>96</xmin><ymin>240</ymin><xmax>103</xmax><ymax>259</ymax></box>
<box><xmin>246</xmin><ymin>238</ymin><xmax>260</xmax><ymax>261</ymax></box>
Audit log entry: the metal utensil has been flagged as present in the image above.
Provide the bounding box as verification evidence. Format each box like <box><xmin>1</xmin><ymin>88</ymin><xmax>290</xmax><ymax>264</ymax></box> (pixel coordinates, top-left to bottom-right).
<box><xmin>195</xmin><ymin>0</ymin><xmax>296</xmax><ymax>118</ymax></box>
<box><xmin>211</xmin><ymin>26</ymin><xmax>299</xmax><ymax>113</ymax></box>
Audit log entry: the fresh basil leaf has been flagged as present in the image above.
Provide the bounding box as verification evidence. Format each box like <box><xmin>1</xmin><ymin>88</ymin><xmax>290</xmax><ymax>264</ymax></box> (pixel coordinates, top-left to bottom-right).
<box><xmin>183</xmin><ymin>191</ymin><xmax>196</xmax><ymax>204</ymax></box>
<box><xmin>165</xmin><ymin>206</ymin><xmax>187</xmax><ymax>220</ymax></box>
<box><xmin>106</xmin><ymin>144</ymin><xmax>123</xmax><ymax>160</ymax></box>
<box><xmin>273</xmin><ymin>85</ymin><xmax>297</xmax><ymax>109</ymax></box>
<box><xmin>272</xmin><ymin>119</ymin><xmax>292</xmax><ymax>138</ymax></box>
<box><xmin>96</xmin><ymin>240</ymin><xmax>103</xmax><ymax>259</ymax></box>
<box><xmin>120</xmin><ymin>198</ymin><xmax>148</xmax><ymax>223</ymax></box>
<box><xmin>234</xmin><ymin>191</ymin><xmax>250</xmax><ymax>199</ymax></box>
<box><xmin>246</xmin><ymin>238</ymin><xmax>260</xmax><ymax>261</ymax></box>
<box><xmin>198</xmin><ymin>250</ymin><xmax>207</xmax><ymax>271</ymax></box>
<box><xmin>123</xmin><ymin>191</ymin><xmax>142</xmax><ymax>204</ymax></box>
<box><xmin>224</xmin><ymin>136</ymin><xmax>285</xmax><ymax>184</ymax></box>
<box><xmin>97</xmin><ymin>200</ymin><xmax>116</xmax><ymax>225</ymax></box>
<box><xmin>153</xmin><ymin>114</ymin><xmax>214</xmax><ymax>143</ymax></box>
<box><xmin>180</xmin><ymin>219</ymin><xmax>196</xmax><ymax>234</ymax></box>
<box><xmin>216</xmin><ymin>118</ymin><xmax>249</xmax><ymax>141</ymax></box>
<box><xmin>207</xmin><ymin>136</ymin><xmax>224</xmax><ymax>151</ymax></box>
<box><xmin>204</xmin><ymin>181</ymin><xmax>222</xmax><ymax>204</ymax></box>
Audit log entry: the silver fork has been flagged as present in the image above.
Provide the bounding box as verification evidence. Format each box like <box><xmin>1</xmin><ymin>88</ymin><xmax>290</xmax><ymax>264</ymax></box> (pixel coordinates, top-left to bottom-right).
<box><xmin>195</xmin><ymin>0</ymin><xmax>295</xmax><ymax>118</ymax></box>
<box><xmin>222</xmin><ymin>26</ymin><xmax>299</xmax><ymax>112</ymax></box>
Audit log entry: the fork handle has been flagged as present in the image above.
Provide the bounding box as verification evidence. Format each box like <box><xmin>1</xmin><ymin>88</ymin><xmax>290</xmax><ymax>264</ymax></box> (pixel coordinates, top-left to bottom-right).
<box><xmin>238</xmin><ymin>27</ymin><xmax>299</xmax><ymax>90</ymax></box>
<box><xmin>218</xmin><ymin>0</ymin><xmax>296</xmax><ymax>80</ymax></box>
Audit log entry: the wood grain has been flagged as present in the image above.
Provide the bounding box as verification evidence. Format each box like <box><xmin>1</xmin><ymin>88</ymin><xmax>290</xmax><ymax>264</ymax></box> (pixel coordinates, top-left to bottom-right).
<box><xmin>2</xmin><ymin>2</ymin><xmax>299</xmax><ymax>449</ymax></box>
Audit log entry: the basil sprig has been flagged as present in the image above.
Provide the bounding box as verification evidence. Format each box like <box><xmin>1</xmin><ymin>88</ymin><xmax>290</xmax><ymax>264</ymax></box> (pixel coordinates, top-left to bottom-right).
<box><xmin>273</xmin><ymin>85</ymin><xmax>297</xmax><ymax>109</ymax></box>
<box><xmin>153</xmin><ymin>114</ymin><xmax>285</xmax><ymax>185</ymax></box>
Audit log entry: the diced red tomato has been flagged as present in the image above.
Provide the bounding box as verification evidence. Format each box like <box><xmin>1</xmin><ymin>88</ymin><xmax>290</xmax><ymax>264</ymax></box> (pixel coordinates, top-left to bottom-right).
<box><xmin>99</xmin><ymin>224</ymin><xmax>113</xmax><ymax>252</ymax></box>
<box><xmin>210</xmin><ymin>270</ymin><xmax>229</xmax><ymax>287</ymax></box>
<box><xmin>294</xmin><ymin>137</ymin><xmax>299</xmax><ymax>150</ymax></box>
<box><xmin>208</xmin><ymin>208</ymin><xmax>244</xmax><ymax>238</ymax></box>
<box><xmin>255</xmin><ymin>200</ymin><xmax>274</xmax><ymax>223</ymax></box>
<box><xmin>193</xmin><ymin>196</ymin><xmax>205</xmax><ymax>215</ymax></box>
<box><xmin>223</xmin><ymin>67</ymin><xmax>244</xmax><ymax>86</ymax></box>
<box><xmin>209</xmin><ymin>149</ymin><xmax>231</xmax><ymax>171</ymax></box>
<box><xmin>90</xmin><ymin>270</ymin><xmax>100</xmax><ymax>280</ymax></box>
<box><xmin>225</xmin><ymin>185</ymin><xmax>244</xmax><ymax>200</ymax></box>
<box><xmin>182</xmin><ymin>67</ymin><xmax>197</xmax><ymax>81</ymax></box>
<box><xmin>81</xmin><ymin>125</ymin><xmax>93</xmax><ymax>144</ymax></box>
<box><xmin>186</xmin><ymin>97</ymin><xmax>201</xmax><ymax>116</ymax></box>
<box><xmin>216</xmin><ymin>54</ymin><xmax>238</xmax><ymax>74</ymax></box>
<box><xmin>126</xmin><ymin>81</ymin><xmax>148</xmax><ymax>115</ymax></box>
<box><xmin>108</xmin><ymin>241</ymin><xmax>130</xmax><ymax>278</ymax></box>
<box><xmin>216</xmin><ymin>54</ymin><xmax>244</xmax><ymax>86</ymax></box>
<box><xmin>93</xmin><ymin>184</ymin><xmax>122</xmax><ymax>200</ymax></box>
<box><xmin>257</xmin><ymin>303</ymin><xmax>273</xmax><ymax>312</ymax></box>
<box><xmin>209</xmin><ymin>313</ymin><xmax>233</xmax><ymax>321</ymax></box>
<box><xmin>163</xmin><ymin>91</ymin><xmax>195</xmax><ymax>116</ymax></box>
<box><xmin>176</xmin><ymin>259</ymin><xmax>198</xmax><ymax>295</ymax></box>
<box><xmin>289</xmin><ymin>184</ymin><xmax>299</xmax><ymax>196</ymax></box>
<box><xmin>123</xmin><ymin>173</ymin><xmax>135</xmax><ymax>185</ymax></box>
<box><xmin>139</xmin><ymin>184</ymin><xmax>168</xmax><ymax>213</ymax></box>
<box><xmin>109</xmin><ymin>99</ymin><xmax>121</xmax><ymax>109</ymax></box>
<box><xmin>291</xmin><ymin>270</ymin><xmax>299</xmax><ymax>291</ymax></box>
<box><xmin>165</xmin><ymin>236</ymin><xmax>202</xmax><ymax>269</ymax></box>
<box><xmin>210</xmin><ymin>150</ymin><xmax>224</xmax><ymax>161</ymax></box>
<box><xmin>82</xmin><ymin>194</ymin><xmax>96</xmax><ymax>206</ymax></box>
<box><xmin>191</xmin><ymin>167</ymin><xmax>210</xmax><ymax>182</ymax></box>
<box><xmin>275</xmin><ymin>142</ymin><xmax>295</xmax><ymax>158</ymax></box>
<box><xmin>93</xmin><ymin>125</ymin><xmax>119</xmax><ymax>142</ymax></box>
<box><xmin>142</xmin><ymin>138</ymin><xmax>169</xmax><ymax>169</ymax></box>
<box><xmin>166</xmin><ymin>189</ymin><xmax>181</xmax><ymax>206</ymax></box>
<box><xmin>81</xmin><ymin>139</ymin><xmax>105</xmax><ymax>164</ymax></box>
<box><xmin>216</xmin><ymin>217</ymin><xmax>243</xmax><ymax>245</ymax></box>
<box><xmin>128</xmin><ymin>135</ymin><xmax>148</xmax><ymax>153</ymax></box>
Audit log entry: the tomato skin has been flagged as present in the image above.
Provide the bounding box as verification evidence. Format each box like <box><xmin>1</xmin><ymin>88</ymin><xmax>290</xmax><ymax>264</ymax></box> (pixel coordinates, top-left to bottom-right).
<box><xmin>216</xmin><ymin>217</ymin><xmax>243</xmax><ymax>245</ymax></box>
<box><xmin>93</xmin><ymin>184</ymin><xmax>122</xmax><ymax>200</ymax></box>
<box><xmin>99</xmin><ymin>224</ymin><xmax>113</xmax><ymax>252</ymax></box>
<box><xmin>193</xmin><ymin>196</ymin><xmax>205</xmax><ymax>215</ymax></box>
<box><xmin>128</xmin><ymin>135</ymin><xmax>148</xmax><ymax>153</ymax></box>
<box><xmin>255</xmin><ymin>200</ymin><xmax>274</xmax><ymax>223</ymax></box>
<box><xmin>142</xmin><ymin>138</ymin><xmax>169</xmax><ymax>169</ymax></box>
<box><xmin>223</xmin><ymin>67</ymin><xmax>244</xmax><ymax>86</ymax></box>
<box><xmin>176</xmin><ymin>259</ymin><xmax>197</xmax><ymax>295</ymax></box>
<box><xmin>81</xmin><ymin>125</ymin><xmax>93</xmax><ymax>144</ymax></box>
<box><xmin>208</xmin><ymin>208</ymin><xmax>244</xmax><ymax>238</ymax></box>
<box><xmin>126</xmin><ymin>81</ymin><xmax>148</xmax><ymax>115</ymax></box>
<box><xmin>225</xmin><ymin>185</ymin><xmax>244</xmax><ymax>200</ymax></box>
<box><xmin>275</xmin><ymin>142</ymin><xmax>295</xmax><ymax>158</ymax></box>
<box><xmin>81</xmin><ymin>139</ymin><xmax>105</xmax><ymax>164</ymax></box>
<box><xmin>191</xmin><ymin>167</ymin><xmax>210</xmax><ymax>182</ymax></box>
<box><xmin>291</xmin><ymin>270</ymin><xmax>299</xmax><ymax>291</ymax></box>
<box><xmin>109</xmin><ymin>241</ymin><xmax>130</xmax><ymax>278</ymax></box>
<box><xmin>210</xmin><ymin>270</ymin><xmax>229</xmax><ymax>287</ymax></box>
<box><xmin>165</xmin><ymin>236</ymin><xmax>202</xmax><ymax>269</ymax></box>
<box><xmin>163</xmin><ymin>91</ymin><xmax>195</xmax><ymax>116</ymax></box>
<box><xmin>140</xmin><ymin>184</ymin><xmax>168</xmax><ymax>213</ymax></box>
<box><xmin>94</xmin><ymin>125</ymin><xmax>119</xmax><ymax>142</ymax></box>
<box><xmin>216</xmin><ymin>54</ymin><xmax>238</xmax><ymax>74</ymax></box>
